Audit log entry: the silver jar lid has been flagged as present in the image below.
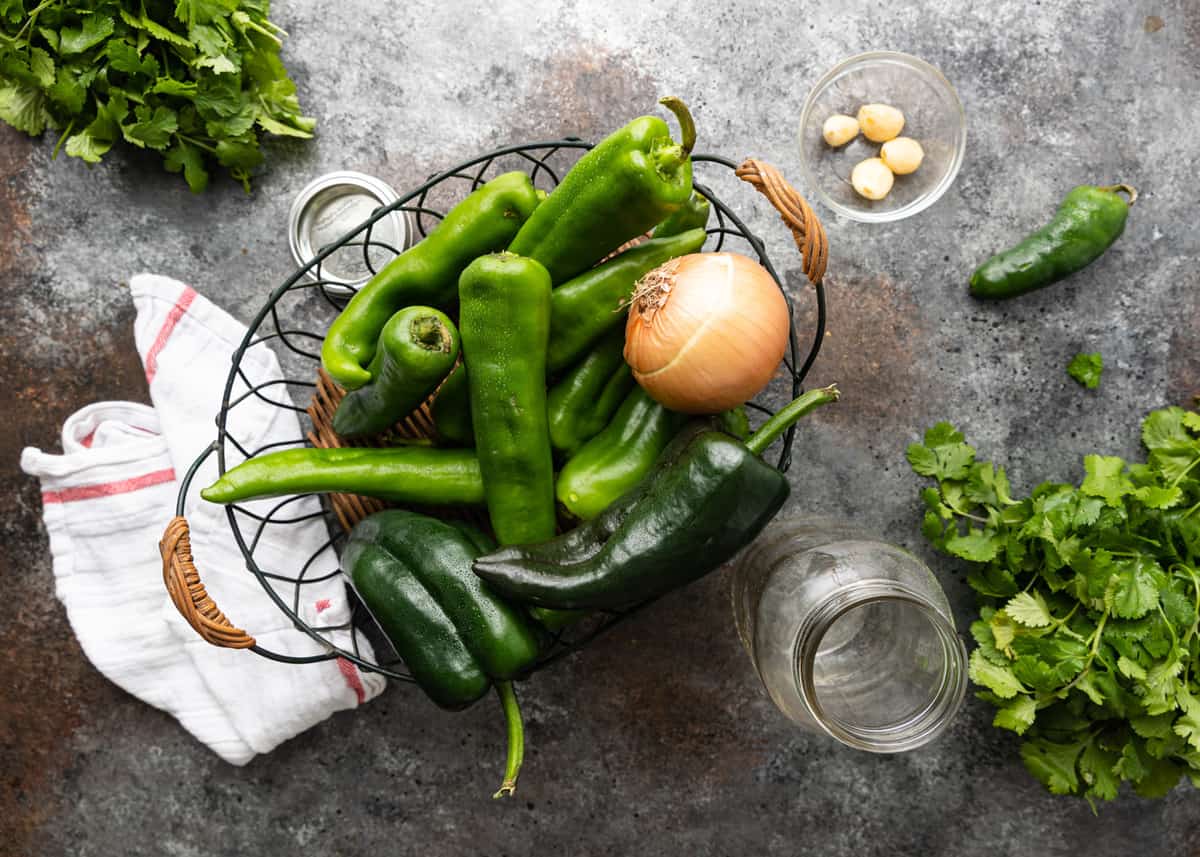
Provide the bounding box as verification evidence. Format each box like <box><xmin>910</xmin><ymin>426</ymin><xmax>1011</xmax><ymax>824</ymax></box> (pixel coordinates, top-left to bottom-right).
<box><xmin>288</xmin><ymin>171</ymin><xmax>413</xmax><ymax>297</ymax></box>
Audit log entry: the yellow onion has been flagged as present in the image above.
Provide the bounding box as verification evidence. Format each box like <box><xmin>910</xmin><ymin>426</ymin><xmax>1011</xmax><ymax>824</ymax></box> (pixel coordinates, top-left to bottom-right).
<box><xmin>623</xmin><ymin>252</ymin><xmax>790</xmax><ymax>414</ymax></box>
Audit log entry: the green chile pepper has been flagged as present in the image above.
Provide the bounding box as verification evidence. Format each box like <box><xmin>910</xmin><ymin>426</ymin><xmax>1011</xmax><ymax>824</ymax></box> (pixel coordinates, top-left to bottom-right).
<box><xmin>547</xmin><ymin>329</ymin><xmax>635</xmax><ymax>457</ymax></box>
<box><xmin>458</xmin><ymin>252</ymin><xmax>557</xmax><ymax>545</ymax></box>
<box><xmin>555</xmin><ymin>386</ymin><xmax>688</xmax><ymax>521</ymax></box>
<box><xmin>508</xmin><ymin>97</ymin><xmax>696</xmax><ymax>285</ymax></box>
<box><xmin>332</xmin><ymin>307</ymin><xmax>459</xmax><ymax>438</ymax></box>
<box><xmin>652</xmin><ymin>190</ymin><xmax>710</xmax><ymax>238</ymax></box>
<box><xmin>200</xmin><ymin>446</ymin><xmax>483</xmax><ymax>506</ymax></box>
<box><xmin>322</xmin><ymin>172</ymin><xmax>541</xmax><ymax>389</ymax></box>
<box><xmin>343</xmin><ymin>509</ymin><xmax>540</xmax><ymax>797</ymax></box>
<box><xmin>474</xmin><ymin>387</ymin><xmax>840</xmax><ymax>610</ymax></box>
<box><xmin>970</xmin><ymin>184</ymin><xmax>1136</xmax><ymax>300</ymax></box>
<box><xmin>432</xmin><ymin>361</ymin><xmax>473</xmax><ymax>446</ymax></box>
<box><xmin>546</xmin><ymin>227</ymin><xmax>706</xmax><ymax>373</ymax></box>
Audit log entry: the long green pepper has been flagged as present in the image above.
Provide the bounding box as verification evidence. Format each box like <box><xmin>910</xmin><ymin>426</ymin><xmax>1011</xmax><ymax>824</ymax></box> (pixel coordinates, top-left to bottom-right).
<box><xmin>547</xmin><ymin>329</ymin><xmax>635</xmax><ymax>457</ymax></box>
<box><xmin>458</xmin><ymin>252</ymin><xmax>557</xmax><ymax>545</ymax></box>
<box><xmin>508</xmin><ymin>97</ymin><xmax>696</xmax><ymax>285</ymax></box>
<box><xmin>322</xmin><ymin>172</ymin><xmax>542</xmax><ymax>389</ymax></box>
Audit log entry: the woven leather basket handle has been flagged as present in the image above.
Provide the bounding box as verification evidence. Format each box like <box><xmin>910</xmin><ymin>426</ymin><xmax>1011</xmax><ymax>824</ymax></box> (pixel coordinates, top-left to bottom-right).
<box><xmin>159</xmin><ymin>158</ymin><xmax>825</xmax><ymax>649</ymax></box>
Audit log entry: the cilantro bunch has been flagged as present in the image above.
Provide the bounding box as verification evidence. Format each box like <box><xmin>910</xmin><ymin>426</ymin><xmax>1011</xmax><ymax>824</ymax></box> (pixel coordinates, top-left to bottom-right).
<box><xmin>0</xmin><ymin>0</ymin><xmax>314</xmax><ymax>191</ymax></box>
<box><xmin>909</xmin><ymin>407</ymin><xmax>1200</xmax><ymax>804</ymax></box>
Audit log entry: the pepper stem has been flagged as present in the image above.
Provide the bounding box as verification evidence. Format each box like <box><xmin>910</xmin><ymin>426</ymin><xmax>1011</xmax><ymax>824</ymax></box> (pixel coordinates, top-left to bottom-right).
<box><xmin>1098</xmin><ymin>183</ymin><xmax>1138</xmax><ymax>207</ymax></box>
<box><xmin>744</xmin><ymin>385</ymin><xmax>840</xmax><ymax>457</ymax></box>
<box><xmin>492</xmin><ymin>680</ymin><xmax>525</xmax><ymax>799</ymax></box>
<box><xmin>659</xmin><ymin>96</ymin><xmax>696</xmax><ymax>156</ymax></box>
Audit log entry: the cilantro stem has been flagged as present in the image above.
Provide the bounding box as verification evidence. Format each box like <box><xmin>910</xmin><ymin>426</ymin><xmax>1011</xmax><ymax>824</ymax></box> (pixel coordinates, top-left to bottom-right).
<box><xmin>177</xmin><ymin>133</ymin><xmax>217</xmax><ymax>154</ymax></box>
<box><xmin>1171</xmin><ymin>456</ymin><xmax>1200</xmax><ymax>487</ymax></box>
<box><xmin>14</xmin><ymin>0</ymin><xmax>59</xmax><ymax>45</ymax></box>
<box><xmin>51</xmin><ymin>118</ymin><xmax>74</xmax><ymax>160</ymax></box>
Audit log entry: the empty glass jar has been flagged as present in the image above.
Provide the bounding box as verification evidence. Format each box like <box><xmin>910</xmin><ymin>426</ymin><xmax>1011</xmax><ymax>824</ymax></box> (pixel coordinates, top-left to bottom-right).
<box><xmin>731</xmin><ymin>516</ymin><xmax>966</xmax><ymax>752</ymax></box>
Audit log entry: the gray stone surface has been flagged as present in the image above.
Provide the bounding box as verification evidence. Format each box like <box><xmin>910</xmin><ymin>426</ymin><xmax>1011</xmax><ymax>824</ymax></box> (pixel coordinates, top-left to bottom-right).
<box><xmin>3</xmin><ymin>1</ymin><xmax>1199</xmax><ymax>854</ymax></box>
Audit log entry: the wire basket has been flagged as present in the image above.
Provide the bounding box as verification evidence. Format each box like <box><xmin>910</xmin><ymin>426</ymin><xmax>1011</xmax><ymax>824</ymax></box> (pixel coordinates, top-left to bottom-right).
<box><xmin>159</xmin><ymin>142</ymin><xmax>829</xmax><ymax>684</ymax></box>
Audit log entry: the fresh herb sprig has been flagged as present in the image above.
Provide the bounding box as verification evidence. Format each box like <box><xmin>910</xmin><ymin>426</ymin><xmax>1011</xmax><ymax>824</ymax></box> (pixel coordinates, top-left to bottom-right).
<box><xmin>0</xmin><ymin>0</ymin><xmax>313</xmax><ymax>191</ymax></box>
<box><xmin>1068</xmin><ymin>352</ymin><xmax>1104</xmax><ymax>389</ymax></box>
<box><xmin>909</xmin><ymin>407</ymin><xmax>1200</xmax><ymax>804</ymax></box>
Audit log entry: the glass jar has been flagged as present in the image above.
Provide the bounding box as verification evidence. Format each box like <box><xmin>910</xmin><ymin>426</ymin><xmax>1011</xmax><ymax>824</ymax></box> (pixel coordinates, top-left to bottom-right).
<box><xmin>731</xmin><ymin>516</ymin><xmax>966</xmax><ymax>752</ymax></box>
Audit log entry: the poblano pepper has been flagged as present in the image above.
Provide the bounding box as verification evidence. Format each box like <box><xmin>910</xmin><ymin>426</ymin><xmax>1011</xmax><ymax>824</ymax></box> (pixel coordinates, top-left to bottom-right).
<box><xmin>322</xmin><ymin>171</ymin><xmax>541</xmax><ymax>389</ymax></box>
<box><xmin>474</xmin><ymin>386</ymin><xmax>840</xmax><ymax>610</ymax></box>
<box><xmin>508</xmin><ymin>97</ymin><xmax>696</xmax><ymax>285</ymax></box>
<box><xmin>432</xmin><ymin>361</ymin><xmax>473</xmax><ymax>446</ymax></box>
<box><xmin>343</xmin><ymin>510</ymin><xmax>541</xmax><ymax>797</ymax></box>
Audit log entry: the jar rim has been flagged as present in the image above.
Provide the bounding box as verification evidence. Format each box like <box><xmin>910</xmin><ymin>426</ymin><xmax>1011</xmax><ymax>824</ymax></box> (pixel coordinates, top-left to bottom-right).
<box><xmin>791</xmin><ymin>580</ymin><xmax>967</xmax><ymax>753</ymax></box>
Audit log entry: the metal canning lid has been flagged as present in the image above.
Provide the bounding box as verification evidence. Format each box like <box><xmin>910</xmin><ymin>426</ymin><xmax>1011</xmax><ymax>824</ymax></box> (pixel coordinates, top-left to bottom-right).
<box><xmin>288</xmin><ymin>170</ymin><xmax>413</xmax><ymax>295</ymax></box>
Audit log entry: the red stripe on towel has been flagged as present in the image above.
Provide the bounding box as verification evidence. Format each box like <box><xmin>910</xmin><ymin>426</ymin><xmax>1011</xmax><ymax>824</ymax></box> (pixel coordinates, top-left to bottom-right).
<box><xmin>337</xmin><ymin>658</ymin><xmax>367</xmax><ymax>704</ymax></box>
<box><xmin>144</xmin><ymin>286</ymin><xmax>198</xmax><ymax>385</ymax></box>
<box><xmin>41</xmin><ymin>467</ymin><xmax>176</xmax><ymax>504</ymax></box>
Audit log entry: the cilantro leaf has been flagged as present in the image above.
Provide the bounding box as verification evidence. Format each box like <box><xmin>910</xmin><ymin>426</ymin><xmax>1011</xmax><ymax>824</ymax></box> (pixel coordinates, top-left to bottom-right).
<box><xmin>1105</xmin><ymin>557</ymin><xmax>1164</xmax><ymax>619</ymax></box>
<box><xmin>58</xmin><ymin>14</ymin><xmax>115</xmax><ymax>55</ymax></box>
<box><xmin>1081</xmin><ymin>455</ymin><xmax>1135</xmax><ymax>507</ymax></box>
<box><xmin>1021</xmin><ymin>739</ymin><xmax>1083</xmax><ymax>795</ymax></box>
<box><xmin>0</xmin><ymin>83</ymin><xmax>50</xmax><ymax>135</ymax></box>
<box><xmin>1143</xmin><ymin>407</ymin><xmax>1191</xmax><ymax>451</ymax></box>
<box><xmin>993</xmin><ymin>695</ymin><xmax>1037</xmax><ymax>735</ymax></box>
<box><xmin>1079</xmin><ymin>744</ymin><xmax>1121</xmax><ymax>801</ymax></box>
<box><xmin>1005</xmin><ymin>591</ymin><xmax>1053</xmax><ymax>627</ymax></box>
<box><xmin>1067</xmin><ymin>352</ymin><xmax>1103</xmax><ymax>389</ymax></box>
<box><xmin>122</xmin><ymin>105</ymin><xmax>178</xmax><ymax>150</ymax></box>
<box><xmin>106</xmin><ymin>40</ymin><xmax>158</xmax><ymax>78</ymax></box>
<box><xmin>164</xmin><ymin>138</ymin><xmax>209</xmax><ymax>193</ymax></box>
<box><xmin>968</xmin><ymin>649</ymin><xmax>1025</xmax><ymax>698</ymax></box>
<box><xmin>945</xmin><ymin>527</ymin><xmax>1001</xmax><ymax>562</ymax></box>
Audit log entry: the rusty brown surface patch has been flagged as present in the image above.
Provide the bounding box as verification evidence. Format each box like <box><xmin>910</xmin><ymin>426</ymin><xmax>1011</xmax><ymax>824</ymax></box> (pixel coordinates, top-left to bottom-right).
<box><xmin>789</xmin><ymin>266</ymin><xmax>926</xmax><ymax>435</ymax></box>
<box><xmin>0</xmin><ymin>126</ymin><xmax>148</xmax><ymax>853</ymax></box>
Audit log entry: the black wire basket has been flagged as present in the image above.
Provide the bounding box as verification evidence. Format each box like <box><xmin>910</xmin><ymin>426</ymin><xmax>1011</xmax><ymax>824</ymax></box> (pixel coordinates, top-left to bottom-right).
<box><xmin>160</xmin><ymin>141</ymin><xmax>830</xmax><ymax>684</ymax></box>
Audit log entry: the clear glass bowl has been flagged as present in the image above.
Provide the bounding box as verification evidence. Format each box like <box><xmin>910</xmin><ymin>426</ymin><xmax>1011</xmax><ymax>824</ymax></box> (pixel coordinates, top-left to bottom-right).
<box><xmin>798</xmin><ymin>52</ymin><xmax>966</xmax><ymax>223</ymax></box>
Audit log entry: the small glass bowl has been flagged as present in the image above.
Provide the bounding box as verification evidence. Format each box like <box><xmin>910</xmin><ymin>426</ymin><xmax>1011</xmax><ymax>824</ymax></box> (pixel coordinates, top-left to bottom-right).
<box><xmin>798</xmin><ymin>52</ymin><xmax>966</xmax><ymax>223</ymax></box>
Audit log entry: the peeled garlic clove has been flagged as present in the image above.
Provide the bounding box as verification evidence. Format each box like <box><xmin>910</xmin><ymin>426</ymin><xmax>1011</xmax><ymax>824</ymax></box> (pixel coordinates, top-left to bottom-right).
<box><xmin>857</xmin><ymin>103</ymin><xmax>905</xmax><ymax>142</ymax></box>
<box><xmin>851</xmin><ymin>158</ymin><xmax>894</xmax><ymax>200</ymax></box>
<box><xmin>880</xmin><ymin>137</ymin><xmax>924</xmax><ymax>175</ymax></box>
<box><xmin>822</xmin><ymin>114</ymin><xmax>860</xmax><ymax>147</ymax></box>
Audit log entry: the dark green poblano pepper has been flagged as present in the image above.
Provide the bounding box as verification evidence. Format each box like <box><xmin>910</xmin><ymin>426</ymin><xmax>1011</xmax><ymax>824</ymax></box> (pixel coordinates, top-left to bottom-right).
<box><xmin>474</xmin><ymin>386</ymin><xmax>839</xmax><ymax>610</ymax></box>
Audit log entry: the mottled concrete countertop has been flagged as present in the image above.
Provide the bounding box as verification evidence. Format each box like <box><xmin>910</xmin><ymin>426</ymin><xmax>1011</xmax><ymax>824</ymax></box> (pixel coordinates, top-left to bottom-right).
<box><xmin>3</xmin><ymin>2</ymin><xmax>1198</xmax><ymax>855</ymax></box>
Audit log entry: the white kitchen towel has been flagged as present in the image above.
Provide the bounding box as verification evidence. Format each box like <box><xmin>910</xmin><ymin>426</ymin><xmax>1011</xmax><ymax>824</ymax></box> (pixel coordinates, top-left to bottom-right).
<box><xmin>20</xmin><ymin>274</ymin><xmax>385</xmax><ymax>765</ymax></box>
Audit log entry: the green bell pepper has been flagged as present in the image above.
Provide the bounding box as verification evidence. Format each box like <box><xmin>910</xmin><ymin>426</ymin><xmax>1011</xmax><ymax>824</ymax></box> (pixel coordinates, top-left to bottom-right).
<box><xmin>343</xmin><ymin>509</ymin><xmax>541</xmax><ymax>796</ymax></box>
<box><xmin>332</xmin><ymin>306</ymin><xmax>459</xmax><ymax>438</ymax></box>
<box><xmin>555</xmin><ymin>386</ymin><xmax>687</xmax><ymax>521</ymax></box>
<box><xmin>507</xmin><ymin>98</ymin><xmax>696</xmax><ymax>285</ymax></box>
<box><xmin>546</xmin><ymin>227</ymin><xmax>706</xmax><ymax>373</ymax></box>
<box><xmin>474</xmin><ymin>386</ymin><xmax>840</xmax><ymax>610</ymax></box>
<box><xmin>547</xmin><ymin>329</ymin><xmax>635</xmax><ymax>458</ymax></box>
<box><xmin>322</xmin><ymin>171</ymin><xmax>541</xmax><ymax>389</ymax></box>
<box><xmin>458</xmin><ymin>252</ymin><xmax>556</xmax><ymax>545</ymax></box>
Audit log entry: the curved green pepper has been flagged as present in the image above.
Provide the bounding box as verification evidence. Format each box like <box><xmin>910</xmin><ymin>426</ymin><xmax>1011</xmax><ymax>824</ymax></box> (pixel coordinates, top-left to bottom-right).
<box><xmin>332</xmin><ymin>307</ymin><xmax>459</xmax><ymax>437</ymax></box>
<box><xmin>431</xmin><ymin>361</ymin><xmax>473</xmax><ymax>447</ymax></box>
<box><xmin>343</xmin><ymin>509</ymin><xmax>541</xmax><ymax>796</ymax></box>
<box><xmin>322</xmin><ymin>171</ymin><xmax>541</xmax><ymax>389</ymax></box>
<box><xmin>508</xmin><ymin>97</ymin><xmax>696</xmax><ymax>285</ymax></box>
<box><xmin>458</xmin><ymin>252</ymin><xmax>556</xmax><ymax>545</ymax></box>
<box><xmin>555</xmin><ymin>386</ymin><xmax>687</xmax><ymax>521</ymax></box>
<box><xmin>652</xmin><ymin>190</ymin><xmax>710</xmax><ymax>238</ymax></box>
<box><xmin>547</xmin><ymin>329</ymin><xmax>635</xmax><ymax>458</ymax></box>
<box><xmin>970</xmin><ymin>184</ymin><xmax>1136</xmax><ymax>300</ymax></box>
<box><xmin>546</xmin><ymin>227</ymin><xmax>706</xmax><ymax>373</ymax></box>
<box><xmin>474</xmin><ymin>387</ymin><xmax>840</xmax><ymax>610</ymax></box>
<box><xmin>199</xmin><ymin>446</ymin><xmax>483</xmax><ymax>506</ymax></box>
